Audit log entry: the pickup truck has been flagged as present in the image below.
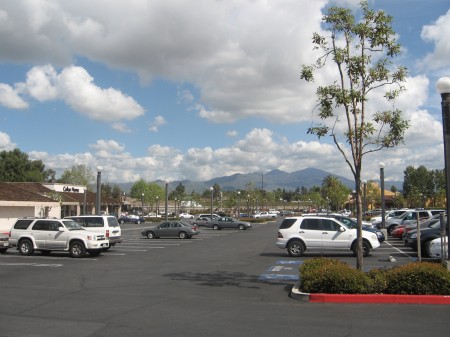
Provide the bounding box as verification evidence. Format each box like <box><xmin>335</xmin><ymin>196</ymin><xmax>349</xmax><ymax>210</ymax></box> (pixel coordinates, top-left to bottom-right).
<box><xmin>205</xmin><ymin>217</ymin><xmax>252</xmax><ymax>230</ymax></box>
<box><xmin>252</xmin><ymin>211</ymin><xmax>277</xmax><ymax>219</ymax></box>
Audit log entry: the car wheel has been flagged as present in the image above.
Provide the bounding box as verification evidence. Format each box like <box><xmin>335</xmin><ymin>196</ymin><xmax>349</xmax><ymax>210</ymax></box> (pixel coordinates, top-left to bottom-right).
<box><xmin>179</xmin><ymin>231</ymin><xmax>187</xmax><ymax>239</ymax></box>
<box><xmin>69</xmin><ymin>240</ymin><xmax>86</xmax><ymax>258</ymax></box>
<box><xmin>287</xmin><ymin>240</ymin><xmax>304</xmax><ymax>257</ymax></box>
<box><xmin>146</xmin><ymin>231</ymin><xmax>155</xmax><ymax>239</ymax></box>
<box><xmin>120</xmin><ymin>220</ymin><xmax>125</xmax><ymax>224</ymax></box>
<box><xmin>424</xmin><ymin>240</ymin><xmax>433</xmax><ymax>258</ymax></box>
<box><xmin>238</xmin><ymin>224</ymin><xmax>245</xmax><ymax>230</ymax></box>
<box><xmin>18</xmin><ymin>239</ymin><xmax>34</xmax><ymax>256</ymax></box>
<box><xmin>40</xmin><ymin>250</ymin><xmax>51</xmax><ymax>256</ymax></box>
<box><xmin>213</xmin><ymin>225</ymin><xmax>220</xmax><ymax>230</ymax></box>
<box><xmin>352</xmin><ymin>241</ymin><xmax>371</xmax><ymax>257</ymax></box>
<box><xmin>387</xmin><ymin>225</ymin><xmax>397</xmax><ymax>236</ymax></box>
<box><xmin>136</xmin><ymin>220</ymin><xmax>141</xmax><ymax>224</ymax></box>
<box><xmin>0</xmin><ymin>248</ymin><xmax>7</xmax><ymax>254</ymax></box>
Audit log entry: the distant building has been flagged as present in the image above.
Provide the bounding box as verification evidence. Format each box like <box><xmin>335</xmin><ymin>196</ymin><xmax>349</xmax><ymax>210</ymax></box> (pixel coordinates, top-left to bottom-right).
<box><xmin>0</xmin><ymin>182</ymin><xmax>121</xmax><ymax>233</ymax></box>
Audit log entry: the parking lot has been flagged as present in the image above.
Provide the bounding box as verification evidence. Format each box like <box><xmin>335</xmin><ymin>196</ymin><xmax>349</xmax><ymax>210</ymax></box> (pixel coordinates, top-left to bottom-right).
<box><xmin>1</xmin><ymin>218</ymin><xmax>450</xmax><ymax>337</ymax></box>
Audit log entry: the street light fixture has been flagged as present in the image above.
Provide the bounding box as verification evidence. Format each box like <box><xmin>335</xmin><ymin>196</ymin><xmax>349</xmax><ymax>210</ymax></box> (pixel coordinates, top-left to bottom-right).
<box><xmin>380</xmin><ymin>162</ymin><xmax>386</xmax><ymax>229</ymax></box>
<box><xmin>436</xmin><ymin>77</ymin><xmax>450</xmax><ymax>260</ymax></box>
<box><xmin>96</xmin><ymin>166</ymin><xmax>102</xmax><ymax>215</ymax></box>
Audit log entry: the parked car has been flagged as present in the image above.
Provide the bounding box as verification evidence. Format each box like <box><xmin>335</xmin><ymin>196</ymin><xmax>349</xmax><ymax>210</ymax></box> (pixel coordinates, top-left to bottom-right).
<box><xmin>205</xmin><ymin>217</ymin><xmax>252</xmax><ymax>230</ymax></box>
<box><xmin>428</xmin><ymin>237</ymin><xmax>448</xmax><ymax>259</ymax></box>
<box><xmin>117</xmin><ymin>215</ymin><xmax>145</xmax><ymax>224</ymax></box>
<box><xmin>252</xmin><ymin>211</ymin><xmax>277</xmax><ymax>219</ymax></box>
<box><xmin>141</xmin><ymin>221</ymin><xmax>200</xmax><ymax>239</ymax></box>
<box><xmin>381</xmin><ymin>209</ymin><xmax>444</xmax><ymax>235</ymax></box>
<box><xmin>198</xmin><ymin>213</ymin><xmax>220</xmax><ymax>220</ymax></box>
<box><xmin>9</xmin><ymin>218</ymin><xmax>109</xmax><ymax>257</ymax></box>
<box><xmin>327</xmin><ymin>214</ymin><xmax>385</xmax><ymax>243</ymax></box>
<box><xmin>404</xmin><ymin>217</ymin><xmax>447</xmax><ymax>257</ymax></box>
<box><xmin>0</xmin><ymin>233</ymin><xmax>9</xmax><ymax>253</ymax></box>
<box><xmin>65</xmin><ymin>215</ymin><xmax>122</xmax><ymax>248</ymax></box>
<box><xmin>179</xmin><ymin>213</ymin><xmax>194</xmax><ymax>219</ymax></box>
<box><xmin>370</xmin><ymin>209</ymin><xmax>410</xmax><ymax>224</ymax></box>
<box><xmin>189</xmin><ymin>217</ymin><xmax>211</xmax><ymax>227</ymax></box>
<box><xmin>276</xmin><ymin>216</ymin><xmax>380</xmax><ymax>257</ymax></box>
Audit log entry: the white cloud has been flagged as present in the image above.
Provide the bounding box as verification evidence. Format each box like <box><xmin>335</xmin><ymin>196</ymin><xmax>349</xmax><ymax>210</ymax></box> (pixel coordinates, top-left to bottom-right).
<box><xmin>227</xmin><ymin>130</ymin><xmax>238</xmax><ymax>137</ymax></box>
<box><xmin>0</xmin><ymin>131</ymin><xmax>16</xmax><ymax>150</ymax></box>
<box><xmin>57</xmin><ymin>66</ymin><xmax>145</xmax><ymax>122</ymax></box>
<box><xmin>149</xmin><ymin>115</ymin><xmax>167</xmax><ymax>132</ymax></box>
<box><xmin>112</xmin><ymin>122</ymin><xmax>132</xmax><ymax>133</ymax></box>
<box><xmin>0</xmin><ymin>83</ymin><xmax>28</xmax><ymax>109</ymax></box>
<box><xmin>420</xmin><ymin>8</ymin><xmax>450</xmax><ymax>70</ymax></box>
<box><xmin>13</xmin><ymin>64</ymin><xmax>145</xmax><ymax>122</ymax></box>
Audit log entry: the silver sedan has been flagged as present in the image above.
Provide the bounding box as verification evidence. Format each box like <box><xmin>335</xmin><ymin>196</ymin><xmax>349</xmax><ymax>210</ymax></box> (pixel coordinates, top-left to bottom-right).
<box><xmin>141</xmin><ymin>221</ymin><xmax>200</xmax><ymax>239</ymax></box>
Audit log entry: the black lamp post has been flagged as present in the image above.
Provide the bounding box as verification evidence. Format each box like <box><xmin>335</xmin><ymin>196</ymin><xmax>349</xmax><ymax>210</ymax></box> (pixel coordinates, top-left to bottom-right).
<box><xmin>380</xmin><ymin>162</ymin><xmax>386</xmax><ymax>229</ymax></box>
<box><xmin>210</xmin><ymin>187</ymin><xmax>214</xmax><ymax>220</ymax></box>
<box><xmin>96</xmin><ymin>166</ymin><xmax>102</xmax><ymax>215</ymax></box>
<box><xmin>362</xmin><ymin>179</ymin><xmax>367</xmax><ymax>215</ymax></box>
<box><xmin>237</xmin><ymin>191</ymin><xmax>241</xmax><ymax>219</ymax></box>
<box><xmin>437</xmin><ymin>77</ymin><xmax>450</xmax><ymax>259</ymax></box>
<box><xmin>141</xmin><ymin>193</ymin><xmax>144</xmax><ymax>216</ymax></box>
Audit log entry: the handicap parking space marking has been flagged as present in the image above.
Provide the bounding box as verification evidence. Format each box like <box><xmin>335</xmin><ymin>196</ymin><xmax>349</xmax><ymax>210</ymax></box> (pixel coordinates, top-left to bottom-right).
<box><xmin>259</xmin><ymin>274</ymin><xmax>299</xmax><ymax>281</ymax></box>
<box><xmin>259</xmin><ymin>260</ymin><xmax>302</xmax><ymax>282</ymax></box>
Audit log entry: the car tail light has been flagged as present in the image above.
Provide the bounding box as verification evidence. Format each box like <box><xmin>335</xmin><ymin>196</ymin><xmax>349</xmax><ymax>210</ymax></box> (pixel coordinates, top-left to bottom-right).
<box><xmin>277</xmin><ymin>232</ymin><xmax>283</xmax><ymax>238</ymax></box>
<box><xmin>106</xmin><ymin>230</ymin><xmax>110</xmax><ymax>238</ymax></box>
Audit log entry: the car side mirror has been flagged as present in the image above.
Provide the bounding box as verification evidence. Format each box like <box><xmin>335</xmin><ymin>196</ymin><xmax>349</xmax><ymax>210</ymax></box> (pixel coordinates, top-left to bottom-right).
<box><xmin>339</xmin><ymin>227</ymin><xmax>346</xmax><ymax>232</ymax></box>
<box><xmin>58</xmin><ymin>226</ymin><xmax>65</xmax><ymax>232</ymax></box>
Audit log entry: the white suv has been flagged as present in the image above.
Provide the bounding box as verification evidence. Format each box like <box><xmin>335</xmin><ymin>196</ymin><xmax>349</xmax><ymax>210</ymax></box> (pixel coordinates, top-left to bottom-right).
<box><xmin>9</xmin><ymin>218</ymin><xmax>109</xmax><ymax>257</ymax></box>
<box><xmin>65</xmin><ymin>215</ymin><xmax>122</xmax><ymax>248</ymax></box>
<box><xmin>276</xmin><ymin>216</ymin><xmax>380</xmax><ymax>257</ymax></box>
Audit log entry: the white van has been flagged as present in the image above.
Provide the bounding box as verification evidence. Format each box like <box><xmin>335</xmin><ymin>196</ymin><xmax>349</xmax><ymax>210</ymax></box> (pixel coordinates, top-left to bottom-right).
<box><xmin>65</xmin><ymin>215</ymin><xmax>122</xmax><ymax>248</ymax></box>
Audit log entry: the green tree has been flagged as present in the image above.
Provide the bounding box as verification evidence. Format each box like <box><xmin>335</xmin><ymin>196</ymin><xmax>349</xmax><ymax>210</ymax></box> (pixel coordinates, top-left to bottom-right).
<box><xmin>0</xmin><ymin>148</ymin><xmax>51</xmax><ymax>182</ymax></box>
<box><xmin>58</xmin><ymin>164</ymin><xmax>94</xmax><ymax>188</ymax></box>
<box><xmin>321</xmin><ymin>175</ymin><xmax>351</xmax><ymax>211</ymax></box>
<box><xmin>300</xmin><ymin>1</ymin><xmax>409</xmax><ymax>270</ymax></box>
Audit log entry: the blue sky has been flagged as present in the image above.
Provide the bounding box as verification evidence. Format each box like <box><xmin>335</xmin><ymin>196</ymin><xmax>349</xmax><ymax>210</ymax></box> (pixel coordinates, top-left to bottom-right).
<box><xmin>1</xmin><ymin>0</ymin><xmax>450</xmax><ymax>185</ymax></box>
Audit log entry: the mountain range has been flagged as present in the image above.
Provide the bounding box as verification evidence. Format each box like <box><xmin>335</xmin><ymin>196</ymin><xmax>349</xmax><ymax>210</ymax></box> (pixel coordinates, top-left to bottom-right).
<box><xmin>118</xmin><ymin>167</ymin><xmax>403</xmax><ymax>193</ymax></box>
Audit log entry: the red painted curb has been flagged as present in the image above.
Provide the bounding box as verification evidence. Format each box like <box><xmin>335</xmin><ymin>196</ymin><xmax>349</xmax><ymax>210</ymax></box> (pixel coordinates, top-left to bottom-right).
<box><xmin>309</xmin><ymin>293</ymin><xmax>450</xmax><ymax>304</ymax></box>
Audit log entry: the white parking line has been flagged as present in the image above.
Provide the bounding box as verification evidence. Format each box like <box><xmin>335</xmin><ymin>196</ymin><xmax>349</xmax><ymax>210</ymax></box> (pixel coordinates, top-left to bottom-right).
<box><xmin>0</xmin><ymin>262</ymin><xmax>62</xmax><ymax>267</ymax></box>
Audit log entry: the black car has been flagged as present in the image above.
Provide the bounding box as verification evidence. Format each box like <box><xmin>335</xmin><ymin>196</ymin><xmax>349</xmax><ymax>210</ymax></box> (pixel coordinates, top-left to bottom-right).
<box><xmin>328</xmin><ymin>214</ymin><xmax>385</xmax><ymax>243</ymax></box>
<box><xmin>404</xmin><ymin>218</ymin><xmax>447</xmax><ymax>257</ymax></box>
<box><xmin>118</xmin><ymin>215</ymin><xmax>145</xmax><ymax>224</ymax></box>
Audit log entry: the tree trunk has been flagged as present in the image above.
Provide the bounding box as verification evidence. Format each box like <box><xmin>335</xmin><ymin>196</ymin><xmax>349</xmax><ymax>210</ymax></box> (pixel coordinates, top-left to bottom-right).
<box><xmin>355</xmin><ymin>179</ymin><xmax>364</xmax><ymax>271</ymax></box>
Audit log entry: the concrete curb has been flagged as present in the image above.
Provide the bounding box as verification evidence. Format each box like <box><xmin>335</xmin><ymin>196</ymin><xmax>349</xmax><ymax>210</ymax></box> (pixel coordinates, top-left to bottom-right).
<box><xmin>290</xmin><ymin>282</ymin><xmax>450</xmax><ymax>304</ymax></box>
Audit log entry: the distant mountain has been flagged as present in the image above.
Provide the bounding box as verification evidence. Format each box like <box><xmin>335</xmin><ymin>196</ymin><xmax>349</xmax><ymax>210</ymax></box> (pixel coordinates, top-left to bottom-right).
<box><xmin>116</xmin><ymin>167</ymin><xmax>403</xmax><ymax>193</ymax></box>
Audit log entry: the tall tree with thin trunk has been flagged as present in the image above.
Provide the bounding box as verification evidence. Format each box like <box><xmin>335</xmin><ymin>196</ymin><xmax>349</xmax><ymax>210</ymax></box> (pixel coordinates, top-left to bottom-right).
<box><xmin>300</xmin><ymin>1</ymin><xmax>409</xmax><ymax>270</ymax></box>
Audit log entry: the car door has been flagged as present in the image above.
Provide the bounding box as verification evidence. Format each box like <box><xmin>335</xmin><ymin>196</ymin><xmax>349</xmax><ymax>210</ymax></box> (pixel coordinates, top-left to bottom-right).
<box><xmin>170</xmin><ymin>222</ymin><xmax>183</xmax><ymax>237</ymax></box>
<box><xmin>298</xmin><ymin>218</ymin><xmax>323</xmax><ymax>249</ymax></box>
<box><xmin>30</xmin><ymin>220</ymin><xmax>51</xmax><ymax>249</ymax></box>
<box><xmin>156</xmin><ymin>222</ymin><xmax>171</xmax><ymax>237</ymax></box>
<box><xmin>320</xmin><ymin>219</ymin><xmax>353</xmax><ymax>249</ymax></box>
<box><xmin>45</xmin><ymin>220</ymin><xmax>69</xmax><ymax>249</ymax></box>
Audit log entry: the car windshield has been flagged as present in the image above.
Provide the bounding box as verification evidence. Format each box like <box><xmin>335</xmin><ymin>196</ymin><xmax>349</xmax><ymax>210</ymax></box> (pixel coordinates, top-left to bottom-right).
<box><xmin>62</xmin><ymin>220</ymin><xmax>84</xmax><ymax>230</ymax></box>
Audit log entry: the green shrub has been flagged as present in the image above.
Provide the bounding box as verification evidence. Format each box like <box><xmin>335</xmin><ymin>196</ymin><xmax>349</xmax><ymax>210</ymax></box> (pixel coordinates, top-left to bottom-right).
<box><xmin>300</xmin><ymin>258</ymin><xmax>369</xmax><ymax>294</ymax></box>
<box><xmin>383</xmin><ymin>262</ymin><xmax>450</xmax><ymax>295</ymax></box>
<box><xmin>299</xmin><ymin>258</ymin><xmax>450</xmax><ymax>295</ymax></box>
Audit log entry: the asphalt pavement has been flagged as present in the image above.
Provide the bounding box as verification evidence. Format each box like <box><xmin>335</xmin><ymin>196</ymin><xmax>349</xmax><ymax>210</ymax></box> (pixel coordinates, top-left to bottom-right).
<box><xmin>1</xmin><ymin>218</ymin><xmax>449</xmax><ymax>337</ymax></box>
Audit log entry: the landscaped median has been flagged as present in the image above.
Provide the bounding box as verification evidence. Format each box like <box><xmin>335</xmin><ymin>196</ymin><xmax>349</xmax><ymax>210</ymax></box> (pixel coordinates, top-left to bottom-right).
<box><xmin>290</xmin><ymin>257</ymin><xmax>450</xmax><ymax>304</ymax></box>
<box><xmin>291</xmin><ymin>282</ymin><xmax>450</xmax><ymax>304</ymax></box>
